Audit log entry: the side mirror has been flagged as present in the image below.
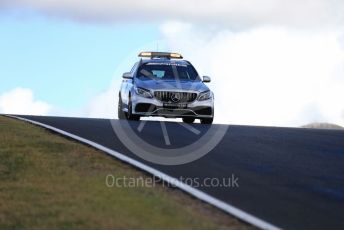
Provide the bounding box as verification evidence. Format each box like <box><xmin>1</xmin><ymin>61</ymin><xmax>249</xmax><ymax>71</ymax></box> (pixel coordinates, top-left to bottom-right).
<box><xmin>202</xmin><ymin>76</ymin><xmax>211</xmax><ymax>83</ymax></box>
<box><xmin>122</xmin><ymin>72</ymin><xmax>133</xmax><ymax>79</ymax></box>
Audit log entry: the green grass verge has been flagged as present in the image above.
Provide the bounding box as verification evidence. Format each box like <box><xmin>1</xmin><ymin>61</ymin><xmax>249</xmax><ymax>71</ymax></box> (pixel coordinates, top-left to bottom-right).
<box><xmin>0</xmin><ymin>116</ymin><xmax>251</xmax><ymax>230</ymax></box>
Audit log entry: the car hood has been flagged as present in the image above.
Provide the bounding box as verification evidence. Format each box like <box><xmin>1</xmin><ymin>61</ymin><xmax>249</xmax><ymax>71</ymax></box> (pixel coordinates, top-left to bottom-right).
<box><xmin>135</xmin><ymin>79</ymin><xmax>209</xmax><ymax>92</ymax></box>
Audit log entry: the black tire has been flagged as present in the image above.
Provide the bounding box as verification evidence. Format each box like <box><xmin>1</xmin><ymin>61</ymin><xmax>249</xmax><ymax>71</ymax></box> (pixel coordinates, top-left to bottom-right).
<box><xmin>118</xmin><ymin>95</ymin><xmax>126</xmax><ymax>120</ymax></box>
<box><xmin>182</xmin><ymin>117</ymin><xmax>195</xmax><ymax>123</ymax></box>
<box><xmin>200</xmin><ymin>117</ymin><xmax>213</xmax><ymax>124</ymax></box>
<box><xmin>127</xmin><ymin>96</ymin><xmax>140</xmax><ymax>121</ymax></box>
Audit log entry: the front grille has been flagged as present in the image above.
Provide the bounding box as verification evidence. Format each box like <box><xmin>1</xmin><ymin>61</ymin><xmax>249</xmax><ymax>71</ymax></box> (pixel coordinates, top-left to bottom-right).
<box><xmin>154</xmin><ymin>91</ymin><xmax>197</xmax><ymax>103</ymax></box>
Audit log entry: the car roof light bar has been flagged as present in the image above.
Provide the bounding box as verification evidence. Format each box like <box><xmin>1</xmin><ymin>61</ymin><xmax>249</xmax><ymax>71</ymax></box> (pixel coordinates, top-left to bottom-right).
<box><xmin>138</xmin><ymin>51</ymin><xmax>183</xmax><ymax>59</ymax></box>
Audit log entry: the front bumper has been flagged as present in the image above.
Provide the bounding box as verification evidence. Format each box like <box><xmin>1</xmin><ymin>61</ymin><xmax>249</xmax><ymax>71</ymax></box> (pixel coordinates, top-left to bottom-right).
<box><xmin>131</xmin><ymin>93</ymin><xmax>214</xmax><ymax>118</ymax></box>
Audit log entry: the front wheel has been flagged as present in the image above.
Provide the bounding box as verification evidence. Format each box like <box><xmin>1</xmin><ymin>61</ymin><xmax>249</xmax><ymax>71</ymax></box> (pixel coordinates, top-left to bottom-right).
<box><xmin>118</xmin><ymin>95</ymin><xmax>126</xmax><ymax>120</ymax></box>
<box><xmin>127</xmin><ymin>97</ymin><xmax>140</xmax><ymax>121</ymax></box>
<box><xmin>200</xmin><ymin>117</ymin><xmax>213</xmax><ymax>124</ymax></box>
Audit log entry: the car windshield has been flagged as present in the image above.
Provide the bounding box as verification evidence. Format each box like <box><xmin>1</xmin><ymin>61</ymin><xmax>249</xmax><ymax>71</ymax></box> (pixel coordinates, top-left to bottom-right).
<box><xmin>136</xmin><ymin>62</ymin><xmax>200</xmax><ymax>81</ymax></box>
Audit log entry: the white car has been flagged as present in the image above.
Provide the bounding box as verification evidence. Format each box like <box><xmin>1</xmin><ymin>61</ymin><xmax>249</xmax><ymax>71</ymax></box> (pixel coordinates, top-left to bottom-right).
<box><xmin>118</xmin><ymin>52</ymin><xmax>214</xmax><ymax>124</ymax></box>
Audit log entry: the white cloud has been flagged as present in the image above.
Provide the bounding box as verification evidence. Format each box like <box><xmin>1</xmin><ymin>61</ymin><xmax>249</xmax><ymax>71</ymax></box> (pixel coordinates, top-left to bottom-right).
<box><xmin>0</xmin><ymin>87</ymin><xmax>52</xmax><ymax>115</ymax></box>
<box><xmin>161</xmin><ymin>22</ymin><xmax>344</xmax><ymax>126</ymax></box>
<box><xmin>1</xmin><ymin>0</ymin><xmax>344</xmax><ymax>28</ymax></box>
<box><xmin>85</xmin><ymin>86</ymin><xmax>117</xmax><ymax>119</ymax></box>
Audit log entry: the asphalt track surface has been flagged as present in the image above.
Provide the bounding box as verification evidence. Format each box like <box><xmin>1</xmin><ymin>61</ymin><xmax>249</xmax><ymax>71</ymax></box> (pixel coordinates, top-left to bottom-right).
<box><xmin>12</xmin><ymin>115</ymin><xmax>344</xmax><ymax>230</ymax></box>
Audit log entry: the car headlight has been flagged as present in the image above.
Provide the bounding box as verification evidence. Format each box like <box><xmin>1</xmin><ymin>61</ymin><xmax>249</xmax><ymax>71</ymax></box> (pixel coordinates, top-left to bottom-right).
<box><xmin>198</xmin><ymin>90</ymin><xmax>212</xmax><ymax>101</ymax></box>
<box><xmin>135</xmin><ymin>87</ymin><xmax>153</xmax><ymax>98</ymax></box>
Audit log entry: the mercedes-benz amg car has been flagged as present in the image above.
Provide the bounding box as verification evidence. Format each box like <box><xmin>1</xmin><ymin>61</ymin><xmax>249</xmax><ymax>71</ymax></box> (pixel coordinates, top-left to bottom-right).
<box><xmin>118</xmin><ymin>52</ymin><xmax>214</xmax><ymax>124</ymax></box>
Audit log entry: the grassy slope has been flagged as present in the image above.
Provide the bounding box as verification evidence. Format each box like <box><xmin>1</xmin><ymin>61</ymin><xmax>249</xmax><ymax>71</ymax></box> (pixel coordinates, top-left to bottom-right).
<box><xmin>0</xmin><ymin>116</ymin><xmax>251</xmax><ymax>230</ymax></box>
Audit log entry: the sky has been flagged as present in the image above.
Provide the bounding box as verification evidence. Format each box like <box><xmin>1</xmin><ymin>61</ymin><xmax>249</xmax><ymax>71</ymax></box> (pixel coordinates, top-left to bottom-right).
<box><xmin>1</xmin><ymin>0</ymin><xmax>344</xmax><ymax>127</ymax></box>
